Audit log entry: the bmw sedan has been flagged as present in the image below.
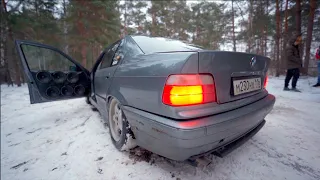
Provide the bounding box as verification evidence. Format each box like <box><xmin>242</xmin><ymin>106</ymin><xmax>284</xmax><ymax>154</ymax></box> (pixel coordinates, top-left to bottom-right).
<box><xmin>15</xmin><ymin>35</ymin><xmax>275</xmax><ymax>162</ymax></box>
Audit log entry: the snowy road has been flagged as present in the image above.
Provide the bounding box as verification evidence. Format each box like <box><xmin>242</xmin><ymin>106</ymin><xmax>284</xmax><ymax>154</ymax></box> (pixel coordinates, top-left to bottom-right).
<box><xmin>1</xmin><ymin>77</ymin><xmax>320</xmax><ymax>180</ymax></box>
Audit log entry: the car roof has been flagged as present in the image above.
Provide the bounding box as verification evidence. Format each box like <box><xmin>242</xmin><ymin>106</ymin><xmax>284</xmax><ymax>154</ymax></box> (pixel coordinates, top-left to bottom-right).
<box><xmin>129</xmin><ymin>35</ymin><xmax>203</xmax><ymax>54</ymax></box>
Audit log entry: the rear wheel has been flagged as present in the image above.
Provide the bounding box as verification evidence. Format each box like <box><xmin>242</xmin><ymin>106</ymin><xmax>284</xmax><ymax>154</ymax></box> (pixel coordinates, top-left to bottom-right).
<box><xmin>108</xmin><ymin>98</ymin><xmax>136</xmax><ymax>151</ymax></box>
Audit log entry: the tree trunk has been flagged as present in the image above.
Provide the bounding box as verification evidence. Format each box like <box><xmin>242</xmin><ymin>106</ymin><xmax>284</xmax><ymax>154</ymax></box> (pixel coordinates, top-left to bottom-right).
<box><xmin>281</xmin><ymin>0</ymin><xmax>289</xmax><ymax>73</ymax></box>
<box><xmin>273</xmin><ymin>42</ymin><xmax>276</xmax><ymax>62</ymax></box>
<box><xmin>295</xmin><ymin>0</ymin><xmax>304</xmax><ymax>66</ymax></box>
<box><xmin>0</xmin><ymin>0</ymin><xmax>10</xmax><ymax>85</ymax></box>
<box><xmin>275</xmin><ymin>0</ymin><xmax>281</xmax><ymax>77</ymax></box>
<box><xmin>151</xmin><ymin>5</ymin><xmax>156</xmax><ymax>36</ymax></box>
<box><xmin>1</xmin><ymin>0</ymin><xmax>21</xmax><ymax>86</ymax></box>
<box><xmin>284</xmin><ymin>0</ymin><xmax>289</xmax><ymax>32</ymax></box>
<box><xmin>247</xmin><ymin>0</ymin><xmax>253</xmax><ymax>53</ymax></box>
<box><xmin>279</xmin><ymin>0</ymin><xmax>284</xmax><ymax>73</ymax></box>
<box><xmin>264</xmin><ymin>0</ymin><xmax>269</xmax><ymax>56</ymax></box>
<box><xmin>259</xmin><ymin>0</ymin><xmax>264</xmax><ymax>56</ymax></box>
<box><xmin>257</xmin><ymin>39</ymin><xmax>260</xmax><ymax>55</ymax></box>
<box><xmin>232</xmin><ymin>0</ymin><xmax>236</xmax><ymax>52</ymax></box>
<box><xmin>295</xmin><ymin>0</ymin><xmax>302</xmax><ymax>34</ymax></box>
<box><xmin>63</xmin><ymin>0</ymin><xmax>68</xmax><ymax>54</ymax></box>
<box><xmin>0</xmin><ymin>14</ymin><xmax>13</xmax><ymax>86</ymax></box>
<box><xmin>76</xmin><ymin>5</ymin><xmax>87</xmax><ymax>68</ymax></box>
<box><xmin>303</xmin><ymin>0</ymin><xmax>316</xmax><ymax>75</ymax></box>
<box><xmin>260</xmin><ymin>35</ymin><xmax>264</xmax><ymax>55</ymax></box>
<box><xmin>124</xmin><ymin>2</ymin><xmax>127</xmax><ymax>36</ymax></box>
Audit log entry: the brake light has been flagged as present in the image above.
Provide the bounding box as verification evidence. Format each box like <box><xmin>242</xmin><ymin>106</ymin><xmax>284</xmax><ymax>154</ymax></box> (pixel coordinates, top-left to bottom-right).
<box><xmin>264</xmin><ymin>74</ymin><xmax>268</xmax><ymax>88</ymax></box>
<box><xmin>162</xmin><ymin>74</ymin><xmax>216</xmax><ymax>106</ymax></box>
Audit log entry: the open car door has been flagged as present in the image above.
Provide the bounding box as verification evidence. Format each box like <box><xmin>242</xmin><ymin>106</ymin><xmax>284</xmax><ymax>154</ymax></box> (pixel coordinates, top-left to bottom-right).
<box><xmin>15</xmin><ymin>40</ymin><xmax>91</xmax><ymax>104</ymax></box>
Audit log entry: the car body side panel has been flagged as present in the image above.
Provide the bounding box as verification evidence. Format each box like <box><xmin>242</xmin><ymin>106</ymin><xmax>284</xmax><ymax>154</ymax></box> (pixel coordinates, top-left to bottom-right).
<box><xmin>180</xmin><ymin>53</ymin><xmax>199</xmax><ymax>74</ymax></box>
<box><xmin>95</xmin><ymin>66</ymin><xmax>118</xmax><ymax>114</ymax></box>
<box><xmin>111</xmin><ymin>52</ymin><xmax>197</xmax><ymax>117</ymax></box>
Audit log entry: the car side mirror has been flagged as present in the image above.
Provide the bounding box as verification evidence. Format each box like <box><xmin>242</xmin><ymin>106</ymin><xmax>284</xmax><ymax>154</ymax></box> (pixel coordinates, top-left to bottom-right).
<box><xmin>112</xmin><ymin>54</ymin><xmax>123</xmax><ymax>66</ymax></box>
<box><xmin>116</xmin><ymin>55</ymin><xmax>122</xmax><ymax>61</ymax></box>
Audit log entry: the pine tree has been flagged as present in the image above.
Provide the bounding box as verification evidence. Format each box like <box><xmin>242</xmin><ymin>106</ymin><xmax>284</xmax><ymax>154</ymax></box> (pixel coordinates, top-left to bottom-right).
<box><xmin>120</xmin><ymin>0</ymin><xmax>147</xmax><ymax>36</ymax></box>
<box><xmin>67</xmin><ymin>0</ymin><xmax>121</xmax><ymax>68</ymax></box>
<box><xmin>147</xmin><ymin>1</ymin><xmax>167</xmax><ymax>37</ymax></box>
<box><xmin>190</xmin><ymin>1</ymin><xmax>227</xmax><ymax>49</ymax></box>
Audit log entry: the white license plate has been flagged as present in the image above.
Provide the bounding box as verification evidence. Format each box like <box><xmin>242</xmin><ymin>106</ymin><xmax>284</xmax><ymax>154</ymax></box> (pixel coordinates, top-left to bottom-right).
<box><xmin>233</xmin><ymin>77</ymin><xmax>262</xmax><ymax>95</ymax></box>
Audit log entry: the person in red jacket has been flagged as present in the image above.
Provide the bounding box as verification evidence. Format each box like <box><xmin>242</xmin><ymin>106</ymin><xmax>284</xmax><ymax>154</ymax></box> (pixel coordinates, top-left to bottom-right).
<box><xmin>313</xmin><ymin>45</ymin><xmax>320</xmax><ymax>87</ymax></box>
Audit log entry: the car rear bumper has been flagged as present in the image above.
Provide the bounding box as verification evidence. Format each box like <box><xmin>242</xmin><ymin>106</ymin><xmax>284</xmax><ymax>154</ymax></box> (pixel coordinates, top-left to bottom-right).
<box><xmin>123</xmin><ymin>94</ymin><xmax>275</xmax><ymax>161</ymax></box>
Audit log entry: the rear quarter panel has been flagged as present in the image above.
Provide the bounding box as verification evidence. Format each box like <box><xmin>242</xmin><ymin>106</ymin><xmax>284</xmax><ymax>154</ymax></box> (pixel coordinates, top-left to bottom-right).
<box><xmin>110</xmin><ymin>52</ymin><xmax>198</xmax><ymax>118</ymax></box>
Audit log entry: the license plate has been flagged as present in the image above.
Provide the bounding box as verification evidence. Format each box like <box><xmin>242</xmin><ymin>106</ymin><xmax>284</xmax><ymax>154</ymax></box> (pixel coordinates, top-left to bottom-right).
<box><xmin>233</xmin><ymin>77</ymin><xmax>261</xmax><ymax>95</ymax></box>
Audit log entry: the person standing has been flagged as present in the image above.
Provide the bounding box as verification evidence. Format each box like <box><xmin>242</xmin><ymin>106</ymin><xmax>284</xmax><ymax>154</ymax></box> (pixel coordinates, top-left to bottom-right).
<box><xmin>312</xmin><ymin>45</ymin><xmax>320</xmax><ymax>87</ymax></box>
<box><xmin>284</xmin><ymin>33</ymin><xmax>303</xmax><ymax>92</ymax></box>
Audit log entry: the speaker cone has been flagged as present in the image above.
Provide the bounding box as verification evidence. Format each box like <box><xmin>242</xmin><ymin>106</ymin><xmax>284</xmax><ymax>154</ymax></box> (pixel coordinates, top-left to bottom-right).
<box><xmin>36</xmin><ymin>71</ymin><xmax>51</xmax><ymax>83</ymax></box>
<box><xmin>61</xmin><ymin>85</ymin><xmax>73</xmax><ymax>96</ymax></box>
<box><xmin>46</xmin><ymin>86</ymin><xmax>60</xmax><ymax>98</ymax></box>
<box><xmin>67</xmin><ymin>72</ymin><xmax>79</xmax><ymax>83</ymax></box>
<box><xmin>52</xmin><ymin>71</ymin><xmax>66</xmax><ymax>83</ymax></box>
<box><xmin>74</xmin><ymin>84</ymin><xmax>85</xmax><ymax>96</ymax></box>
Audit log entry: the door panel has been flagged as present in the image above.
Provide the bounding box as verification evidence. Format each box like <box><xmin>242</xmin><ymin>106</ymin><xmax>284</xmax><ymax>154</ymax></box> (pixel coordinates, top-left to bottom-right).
<box><xmin>95</xmin><ymin>66</ymin><xmax>118</xmax><ymax>99</ymax></box>
<box><xmin>94</xmin><ymin>40</ymin><xmax>123</xmax><ymax>110</ymax></box>
<box><xmin>15</xmin><ymin>40</ymin><xmax>90</xmax><ymax>104</ymax></box>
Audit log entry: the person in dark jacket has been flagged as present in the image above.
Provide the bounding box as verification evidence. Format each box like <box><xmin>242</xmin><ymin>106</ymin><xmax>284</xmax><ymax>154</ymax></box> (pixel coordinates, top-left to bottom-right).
<box><xmin>284</xmin><ymin>33</ymin><xmax>303</xmax><ymax>92</ymax></box>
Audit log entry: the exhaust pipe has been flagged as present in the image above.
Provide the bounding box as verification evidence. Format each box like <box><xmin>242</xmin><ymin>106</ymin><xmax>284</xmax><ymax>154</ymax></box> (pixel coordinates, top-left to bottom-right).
<box><xmin>187</xmin><ymin>157</ymin><xmax>212</xmax><ymax>167</ymax></box>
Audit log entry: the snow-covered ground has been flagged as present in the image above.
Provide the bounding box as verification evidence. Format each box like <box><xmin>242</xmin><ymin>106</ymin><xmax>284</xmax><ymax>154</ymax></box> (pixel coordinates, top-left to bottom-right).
<box><xmin>1</xmin><ymin>77</ymin><xmax>320</xmax><ymax>180</ymax></box>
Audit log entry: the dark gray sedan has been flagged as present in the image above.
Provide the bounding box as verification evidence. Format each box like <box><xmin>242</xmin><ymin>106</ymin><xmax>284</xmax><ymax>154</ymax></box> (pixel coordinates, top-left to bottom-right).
<box><xmin>15</xmin><ymin>35</ymin><xmax>275</xmax><ymax>162</ymax></box>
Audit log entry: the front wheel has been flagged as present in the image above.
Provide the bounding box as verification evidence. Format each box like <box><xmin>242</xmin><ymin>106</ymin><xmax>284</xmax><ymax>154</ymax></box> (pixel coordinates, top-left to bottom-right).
<box><xmin>108</xmin><ymin>98</ymin><xmax>137</xmax><ymax>151</ymax></box>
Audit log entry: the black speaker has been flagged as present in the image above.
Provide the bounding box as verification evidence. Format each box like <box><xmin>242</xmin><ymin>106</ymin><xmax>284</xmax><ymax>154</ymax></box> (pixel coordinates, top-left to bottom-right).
<box><xmin>61</xmin><ymin>85</ymin><xmax>74</xmax><ymax>96</ymax></box>
<box><xmin>74</xmin><ymin>84</ymin><xmax>85</xmax><ymax>96</ymax></box>
<box><xmin>46</xmin><ymin>86</ymin><xmax>60</xmax><ymax>98</ymax></box>
<box><xmin>67</xmin><ymin>72</ymin><xmax>79</xmax><ymax>83</ymax></box>
<box><xmin>52</xmin><ymin>71</ymin><xmax>66</xmax><ymax>83</ymax></box>
<box><xmin>36</xmin><ymin>71</ymin><xmax>52</xmax><ymax>83</ymax></box>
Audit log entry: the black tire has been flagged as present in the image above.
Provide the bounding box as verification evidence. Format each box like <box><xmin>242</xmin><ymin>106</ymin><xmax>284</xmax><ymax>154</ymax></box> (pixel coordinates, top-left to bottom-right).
<box><xmin>108</xmin><ymin>98</ymin><xmax>136</xmax><ymax>151</ymax></box>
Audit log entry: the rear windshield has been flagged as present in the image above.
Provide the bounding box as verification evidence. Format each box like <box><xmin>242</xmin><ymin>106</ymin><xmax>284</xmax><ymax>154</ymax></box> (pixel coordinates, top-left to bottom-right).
<box><xmin>131</xmin><ymin>36</ymin><xmax>203</xmax><ymax>54</ymax></box>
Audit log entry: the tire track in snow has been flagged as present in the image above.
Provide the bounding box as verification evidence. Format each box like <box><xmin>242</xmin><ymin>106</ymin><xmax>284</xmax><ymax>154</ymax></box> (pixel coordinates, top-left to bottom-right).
<box><xmin>250</xmin><ymin>139</ymin><xmax>320</xmax><ymax>180</ymax></box>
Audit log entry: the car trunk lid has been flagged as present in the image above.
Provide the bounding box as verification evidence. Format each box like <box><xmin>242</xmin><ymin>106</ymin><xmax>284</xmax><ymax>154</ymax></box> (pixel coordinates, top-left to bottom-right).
<box><xmin>198</xmin><ymin>51</ymin><xmax>269</xmax><ymax>104</ymax></box>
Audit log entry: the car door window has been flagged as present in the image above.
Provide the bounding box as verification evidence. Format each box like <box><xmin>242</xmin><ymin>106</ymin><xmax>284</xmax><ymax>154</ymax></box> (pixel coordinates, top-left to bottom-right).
<box><xmin>113</xmin><ymin>37</ymin><xmax>143</xmax><ymax>64</ymax></box>
<box><xmin>112</xmin><ymin>40</ymin><xmax>125</xmax><ymax>66</ymax></box>
<box><xmin>21</xmin><ymin>45</ymin><xmax>76</xmax><ymax>71</ymax></box>
<box><xmin>99</xmin><ymin>41</ymin><xmax>121</xmax><ymax>69</ymax></box>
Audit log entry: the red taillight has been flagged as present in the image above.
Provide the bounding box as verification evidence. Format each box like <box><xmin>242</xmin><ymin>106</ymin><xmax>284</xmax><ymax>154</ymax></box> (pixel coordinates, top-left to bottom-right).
<box><xmin>264</xmin><ymin>74</ymin><xmax>268</xmax><ymax>88</ymax></box>
<box><xmin>162</xmin><ymin>74</ymin><xmax>216</xmax><ymax>106</ymax></box>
